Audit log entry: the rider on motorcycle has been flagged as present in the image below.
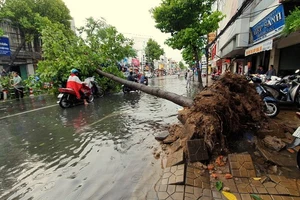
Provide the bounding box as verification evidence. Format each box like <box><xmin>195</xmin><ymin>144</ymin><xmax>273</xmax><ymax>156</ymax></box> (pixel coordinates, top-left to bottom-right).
<box><xmin>66</xmin><ymin>69</ymin><xmax>88</xmax><ymax>105</ymax></box>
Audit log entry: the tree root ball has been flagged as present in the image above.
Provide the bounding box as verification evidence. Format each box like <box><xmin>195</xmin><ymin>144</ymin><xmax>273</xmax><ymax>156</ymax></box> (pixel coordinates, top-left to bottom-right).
<box><xmin>174</xmin><ymin>73</ymin><xmax>267</xmax><ymax>153</ymax></box>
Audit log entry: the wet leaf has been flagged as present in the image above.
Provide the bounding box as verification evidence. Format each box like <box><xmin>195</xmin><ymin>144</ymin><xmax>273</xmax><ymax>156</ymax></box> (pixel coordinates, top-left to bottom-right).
<box><xmin>250</xmin><ymin>194</ymin><xmax>262</xmax><ymax>200</ymax></box>
<box><xmin>222</xmin><ymin>191</ymin><xmax>237</xmax><ymax>200</ymax></box>
<box><xmin>39</xmin><ymin>143</ymin><xmax>45</xmax><ymax>146</ymax></box>
<box><xmin>252</xmin><ymin>177</ymin><xmax>261</xmax><ymax>181</ymax></box>
<box><xmin>216</xmin><ymin>181</ymin><xmax>223</xmax><ymax>191</ymax></box>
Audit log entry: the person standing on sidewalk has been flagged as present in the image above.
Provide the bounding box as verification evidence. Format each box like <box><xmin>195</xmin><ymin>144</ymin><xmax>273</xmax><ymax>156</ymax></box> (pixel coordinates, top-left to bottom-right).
<box><xmin>186</xmin><ymin>69</ymin><xmax>193</xmax><ymax>88</ymax></box>
<box><xmin>12</xmin><ymin>72</ymin><xmax>24</xmax><ymax>99</ymax></box>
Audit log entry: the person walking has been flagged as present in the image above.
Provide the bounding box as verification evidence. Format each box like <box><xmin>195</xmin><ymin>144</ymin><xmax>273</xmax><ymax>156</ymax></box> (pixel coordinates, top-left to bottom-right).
<box><xmin>186</xmin><ymin>69</ymin><xmax>193</xmax><ymax>88</ymax></box>
<box><xmin>12</xmin><ymin>72</ymin><xmax>24</xmax><ymax>99</ymax></box>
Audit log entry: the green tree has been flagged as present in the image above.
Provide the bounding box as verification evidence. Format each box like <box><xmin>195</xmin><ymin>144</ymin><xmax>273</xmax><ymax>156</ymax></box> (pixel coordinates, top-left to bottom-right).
<box><xmin>178</xmin><ymin>61</ymin><xmax>186</xmax><ymax>70</ymax></box>
<box><xmin>151</xmin><ymin>0</ymin><xmax>224</xmax><ymax>87</ymax></box>
<box><xmin>282</xmin><ymin>7</ymin><xmax>300</xmax><ymax>36</ymax></box>
<box><xmin>36</xmin><ymin>17</ymin><xmax>136</xmax><ymax>93</ymax></box>
<box><xmin>0</xmin><ymin>0</ymin><xmax>72</xmax><ymax>61</ymax></box>
<box><xmin>144</xmin><ymin>38</ymin><xmax>164</xmax><ymax>68</ymax></box>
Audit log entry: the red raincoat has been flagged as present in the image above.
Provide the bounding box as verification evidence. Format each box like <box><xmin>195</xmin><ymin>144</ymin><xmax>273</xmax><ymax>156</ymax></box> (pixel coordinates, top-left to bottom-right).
<box><xmin>66</xmin><ymin>74</ymin><xmax>83</xmax><ymax>99</ymax></box>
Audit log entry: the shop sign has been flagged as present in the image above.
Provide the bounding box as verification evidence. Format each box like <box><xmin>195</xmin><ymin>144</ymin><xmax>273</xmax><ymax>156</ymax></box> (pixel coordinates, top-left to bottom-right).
<box><xmin>211</xmin><ymin>43</ymin><xmax>217</xmax><ymax>60</ymax></box>
<box><xmin>251</xmin><ymin>5</ymin><xmax>285</xmax><ymax>43</ymax></box>
<box><xmin>245</xmin><ymin>39</ymin><xmax>273</xmax><ymax>56</ymax></box>
<box><xmin>0</xmin><ymin>36</ymin><xmax>11</xmax><ymax>56</ymax></box>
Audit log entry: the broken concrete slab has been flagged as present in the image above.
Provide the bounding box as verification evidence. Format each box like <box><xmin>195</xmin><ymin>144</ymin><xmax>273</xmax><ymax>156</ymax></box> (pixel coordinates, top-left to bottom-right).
<box><xmin>185</xmin><ymin>165</ymin><xmax>210</xmax><ymax>189</ymax></box>
<box><xmin>166</xmin><ymin>149</ymin><xmax>184</xmax><ymax>168</ymax></box>
<box><xmin>263</xmin><ymin>135</ymin><xmax>286</xmax><ymax>152</ymax></box>
<box><xmin>186</xmin><ymin>139</ymin><xmax>209</xmax><ymax>162</ymax></box>
<box><xmin>257</xmin><ymin>141</ymin><xmax>297</xmax><ymax>167</ymax></box>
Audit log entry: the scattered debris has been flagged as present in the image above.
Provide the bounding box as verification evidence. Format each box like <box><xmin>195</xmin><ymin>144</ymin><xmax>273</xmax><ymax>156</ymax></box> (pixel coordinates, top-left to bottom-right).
<box><xmin>263</xmin><ymin>135</ymin><xmax>286</xmax><ymax>151</ymax></box>
<box><xmin>154</xmin><ymin>131</ymin><xmax>169</xmax><ymax>141</ymax></box>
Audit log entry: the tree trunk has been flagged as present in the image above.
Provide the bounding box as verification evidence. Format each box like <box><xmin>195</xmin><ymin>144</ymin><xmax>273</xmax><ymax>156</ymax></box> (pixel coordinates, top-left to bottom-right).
<box><xmin>95</xmin><ymin>69</ymin><xmax>193</xmax><ymax>107</ymax></box>
<box><xmin>193</xmin><ymin>47</ymin><xmax>203</xmax><ymax>88</ymax></box>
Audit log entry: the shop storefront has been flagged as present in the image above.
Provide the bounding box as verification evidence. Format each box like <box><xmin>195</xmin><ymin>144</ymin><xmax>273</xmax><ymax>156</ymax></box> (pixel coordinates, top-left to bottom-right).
<box><xmin>246</xmin><ymin>4</ymin><xmax>285</xmax><ymax>73</ymax></box>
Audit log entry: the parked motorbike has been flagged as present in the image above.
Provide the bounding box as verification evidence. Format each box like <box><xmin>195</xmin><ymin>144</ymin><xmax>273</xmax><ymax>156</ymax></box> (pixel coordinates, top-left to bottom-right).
<box><xmin>57</xmin><ymin>84</ymin><xmax>94</xmax><ymax>108</ymax></box>
<box><xmin>211</xmin><ymin>72</ymin><xmax>221</xmax><ymax>80</ymax></box>
<box><xmin>263</xmin><ymin>70</ymin><xmax>300</xmax><ymax>108</ymax></box>
<box><xmin>251</xmin><ymin>76</ymin><xmax>280</xmax><ymax>118</ymax></box>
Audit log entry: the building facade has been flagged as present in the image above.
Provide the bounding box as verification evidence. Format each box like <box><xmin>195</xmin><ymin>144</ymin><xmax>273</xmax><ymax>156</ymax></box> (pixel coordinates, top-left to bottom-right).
<box><xmin>212</xmin><ymin>0</ymin><xmax>300</xmax><ymax>76</ymax></box>
<box><xmin>0</xmin><ymin>20</ymin><xmax>41</xmax><ymax>80</ymax></box>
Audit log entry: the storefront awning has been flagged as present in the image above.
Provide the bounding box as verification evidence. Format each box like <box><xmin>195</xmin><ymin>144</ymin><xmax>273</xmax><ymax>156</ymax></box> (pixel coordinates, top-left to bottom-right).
<box><xmin>245</xmin><ymin>39</ymin><xmax>273</xmax><ymax>56</ymax></box>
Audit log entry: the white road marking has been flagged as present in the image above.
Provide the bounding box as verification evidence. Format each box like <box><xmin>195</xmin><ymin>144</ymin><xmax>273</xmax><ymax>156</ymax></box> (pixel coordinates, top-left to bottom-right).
<box><xmin>0</xmin><ymin>104</ymin><xmax>58</xmax><ymax>120</ymax></box>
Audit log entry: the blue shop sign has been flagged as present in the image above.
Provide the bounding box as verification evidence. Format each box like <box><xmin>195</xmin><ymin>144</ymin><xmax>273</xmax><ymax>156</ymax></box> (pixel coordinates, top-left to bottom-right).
<box><xmin>0</xmin><ymin>37</ymin><xmax>11</xmax><ymax>56</ymax></box>
<box><xmin>251</xmin><ymin>4</ymin><xmax>285</xmax><ymax>43</ymax></box>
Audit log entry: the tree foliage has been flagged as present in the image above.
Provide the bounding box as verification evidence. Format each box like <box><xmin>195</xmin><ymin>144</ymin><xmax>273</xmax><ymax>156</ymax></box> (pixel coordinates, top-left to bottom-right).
<box><xmin>178</xmin><ymin>61</ymin><xmax>186</xmax><ymax>70</ymax></box>
<box><xmin>144</xmin><ymin>38</ymin><xmax>164</xmax><ymax>66</ymax></box>
<box><xmin>151</xmin><ymin>0</ymin><xmax>224</xmax><ymax>85</ymax></box>
<box><xmin>0</xmin><ymin>0</ymin><xmax>72</xmax><ymax>40</ymax></box>
<box><xmin>36</xmin><ymin>17</ymin><xmax>136</xmax><ymax>93</ymax></box>
<box><xmin>282</xmin><ymin>7</ymin><xmax>300</xmax><ymax>36</ymax></box>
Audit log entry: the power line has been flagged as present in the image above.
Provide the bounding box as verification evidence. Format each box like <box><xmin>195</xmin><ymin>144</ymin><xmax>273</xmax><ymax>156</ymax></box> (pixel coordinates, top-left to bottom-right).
<box><xmin>207</xmin><ymin>0</ymin><xmax>254</xmax><ymax>49</ymax></box>
<box><xmin>237</xmin><ymin>4</ymin><xmax>279</xmax><ymax>19</ymax></box>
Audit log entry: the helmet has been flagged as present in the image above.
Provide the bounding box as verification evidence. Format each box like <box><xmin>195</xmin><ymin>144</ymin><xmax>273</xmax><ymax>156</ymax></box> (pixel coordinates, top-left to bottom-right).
<box><xmin>71</xmin><ymin>69</ymin><xmax>79</xmax><ymax>74</ymax></box>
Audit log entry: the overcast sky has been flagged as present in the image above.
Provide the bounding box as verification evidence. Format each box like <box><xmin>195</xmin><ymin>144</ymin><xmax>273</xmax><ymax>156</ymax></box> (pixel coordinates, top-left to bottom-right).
<box><xmin>62</xmin><ymin>0</ymin><xmax>183</xmax><ymax>62</ymax></box>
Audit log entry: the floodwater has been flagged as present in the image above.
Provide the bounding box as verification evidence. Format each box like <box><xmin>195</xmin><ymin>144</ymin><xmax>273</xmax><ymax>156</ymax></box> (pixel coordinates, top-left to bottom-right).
<box><xmin>0</xmin><ymin>75</ymin><xmax>198</xmax><ymax>200</ymax></box>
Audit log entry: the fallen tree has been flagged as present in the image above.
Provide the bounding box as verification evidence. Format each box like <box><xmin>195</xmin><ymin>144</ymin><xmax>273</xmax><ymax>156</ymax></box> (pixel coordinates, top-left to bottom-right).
<box><xmin>95</xmin><ymin>69</ymin><xmax>266</xmax><ymax>154</ymax></box>
<box><xmin>95</xmin><ymin>69</ymin><xmax>193</xmax><ymax>107</ymax></box>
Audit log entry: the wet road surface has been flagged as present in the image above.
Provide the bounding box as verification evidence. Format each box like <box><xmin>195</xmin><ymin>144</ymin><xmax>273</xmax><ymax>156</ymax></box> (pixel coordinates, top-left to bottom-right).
<box><xmin>0</xmin><ymin>75</ymin><xmax>199</xmax><ymax>200</ymax></box>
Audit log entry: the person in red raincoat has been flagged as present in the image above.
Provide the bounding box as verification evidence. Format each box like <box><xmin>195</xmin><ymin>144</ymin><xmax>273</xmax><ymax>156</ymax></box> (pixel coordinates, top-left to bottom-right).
<box><xmin>66</xmin><ymin>69</ymin><xmax>88</xmax><ymax>105</ymax></box>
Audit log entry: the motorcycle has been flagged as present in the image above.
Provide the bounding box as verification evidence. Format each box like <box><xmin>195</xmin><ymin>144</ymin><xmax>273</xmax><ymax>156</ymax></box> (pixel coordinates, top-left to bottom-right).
<box><xmin>122</xmin><ymin>76</ymin><xmax>148</xmax><ymax>94</ymax></box>
<box><xmin>84</xmin><ymin>77</ymin><xmax>104</xmax><ymax>97</ymax></box>
<box><xmin>57</xmin><ymin>84</ymin><xmax>94</xmax><ymax>108</ymax></box>
<box><xmin>211</xmin><ymin>72</ymin><xmax>221</xmax><ymax>80</ymax></box>
<box><xmin>263</xmin><ymin>70</ymin><xmax>300</xmax><ymax>108</ymax></box>
<box><xmin>251</xmin><ymin>76</ymin><xmax>280</xmax><ymax>118</ymax></box>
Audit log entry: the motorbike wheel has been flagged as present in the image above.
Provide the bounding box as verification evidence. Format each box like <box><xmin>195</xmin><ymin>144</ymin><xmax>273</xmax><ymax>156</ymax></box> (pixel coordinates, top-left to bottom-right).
<box><xmin>97</xmin><ymin>88</ymin><xmax>104</xmax><ymax>97</ymax></box>
<box><xmin>122</xmin><ymin>86</ymin><xmax>129</xmax><ymax>94</ymax></box>
<box><xmin>87</xmin><ymin>95</ymin><xmax>94</xmax><ymax>103</ymax></box>
<box><xmin>59</xmin><ymin>95</ymin><xmax>71</xmax><ymax>108</ymax></box>
<box><xmin>264</xmin><ymin>102</ymin><xmax>279</xmax><ymax>118</ymax></box>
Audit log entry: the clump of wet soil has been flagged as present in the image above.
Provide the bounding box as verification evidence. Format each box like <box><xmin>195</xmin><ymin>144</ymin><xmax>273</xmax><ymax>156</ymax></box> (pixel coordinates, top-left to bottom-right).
<box><xmin>166</xmin><ymin>73</ymin><xmax>267</xmax><ymax>154</ymax></box>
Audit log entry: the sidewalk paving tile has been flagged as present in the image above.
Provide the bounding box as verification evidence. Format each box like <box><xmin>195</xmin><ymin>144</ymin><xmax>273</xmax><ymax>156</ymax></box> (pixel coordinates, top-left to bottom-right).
<box><xmin>184</xmin><ymin>187</ymin><xmax>214</xmax><ymax>200</ymax></box>
<box><xmin>186</xmin><ymin>139</ymin><xmax>209</xmax><ymax>162</ymax></box>
<box><xmin>228</xmin><ymin>153</ymin><xmax>256</xmax><ymax>178</ymax></box>
<box><xmin>157</xmin><ymin>184</ymin><xmax>184</xmax><ymax>200</ymax></box>
<box><xmin>166</xmin><ymin>149</ymin><xmax>184</xmax><ymax>168</ymax></box>
<box><xmin>185</xmin><ymin>166</ymin><xmax>210</xmax><ymax>189</ymax></box>
<box><xmin>234</xmin><ymin>178</ymin><xmax>254</xmax><ymax>193</ymax></box>
<box><xmin>271</xmin><ymin>196</ymin><xmax>300</xmax><ymax>200</ymax></box>
<box><xmin>248</xmin><ymin>178</ymin><xmax>268</xmax><ymax>194</ymax></box>
<box><xmin>161</xmin><ymin>164</ymin><xmax>185</xmax><ymax>185</ymax></box>
<box><xmin>268</xmin><ymin>175</ymin><xmax>299</xmax><ymax>196</ymax></box>
<box><xmin>211</xmin><ymin>174</ymin><xmax>238</xmax><ymax>193</ymax></box>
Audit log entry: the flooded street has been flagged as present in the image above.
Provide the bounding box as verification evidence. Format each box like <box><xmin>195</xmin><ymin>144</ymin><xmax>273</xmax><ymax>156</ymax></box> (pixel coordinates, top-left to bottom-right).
<box><xmin>0</xmin><ymin>75</ymin><xmax>198</xmax><ymax>200</ymax></box>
